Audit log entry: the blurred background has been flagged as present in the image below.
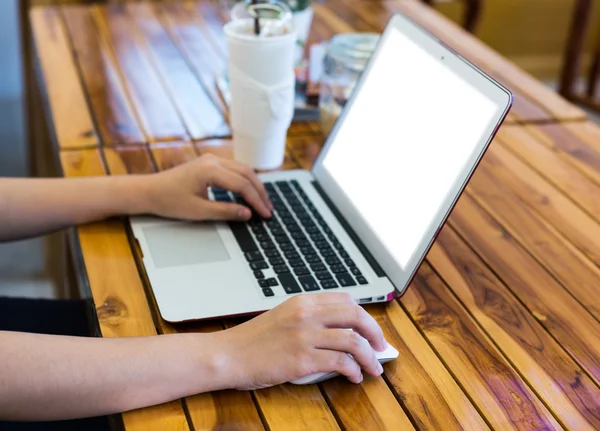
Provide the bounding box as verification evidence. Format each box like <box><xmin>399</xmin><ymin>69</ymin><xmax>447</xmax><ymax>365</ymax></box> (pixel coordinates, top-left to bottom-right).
<box><xmin>0</xmin><ymin>0</ymin><xmax>598</xmax><ymax>299</ymax></box>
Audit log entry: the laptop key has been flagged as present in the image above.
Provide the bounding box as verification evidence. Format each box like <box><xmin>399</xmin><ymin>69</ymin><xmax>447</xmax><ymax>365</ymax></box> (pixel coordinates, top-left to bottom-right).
<box><xmin>250</xmin><ymin>261</ymin><xmax>268</xmax><ymax>270</ymax></box>
<box><xmin>339</xmin><ymin>250</ymin><xmax>350</xmax><ymax>259</ymax></box>
<box><xmin>299</xmin><ymin>275</ymin><xmax>320</xmax><ymax>292</ymax></box>
<box><xmin>314</xmin><ymin>240</ymin><xmax>329</xmax><ymax>250</ymax></box>
<box><xmin>296</xmin><ymin>239</ymin><xmax>311</xmax><ymax>248</ymax></box>
<box><xmin>260</xmin><ymin>241</ymin><xmax>276</xmax><ymax>250</ymax></box>
<box><xmin>274</xmin><ymin>234</ymin><xmax>292</xmax><ymax>245</ymax></box>
<box><xmin>320</xmin><ymin>249</ymin><xmax>336</xmax><ymax>258</ymax></box>
<box><xmin>273</xmin><ymin>264</ymin><xmax>291</xmax><ymax>274</ymax></box>
<box><xmin>245</xmin><ymin>251</ymin><xmax>263</xmax><ymax>262</ymax></box>
<box><xmin>254</xmin><ymin>270</ymin><xmax>265</xmax><ymax>279</ymax></box>
<box><xmin>306</xmin><ymin>226</ymin><xmax>320</xmax><ymax>234</ymax></box>
<box><xmin>294</xmin><ymin>266</ymin><xmax>311</xmax><ymax>276</ymax></box>
<box><xmin>310</xmin><ymin>262</ymin><xmax>326</xmax><ymax>272</ymax></box>
<box><xmin>269</xmin><ymin>256</ymin><xmax>284</xmax><ymax>266</ymax></box>
<box><xmin>337</xmin><ymin>273</ymin><xmax>357</xmax><ymax>287</ymax></box>
<box><xmin>284</xmin><ymin>250</ymin><xmax>300</xmax><ymax>260</ymax></box>
<box><xmin>315</xmin><ymin>271</ymin><xmax>333</xmax><ymax>281</ymax></box>
<box><xmin>231</xmin><ymin>223</ymin><xmax>259</xmax><ymax>252</ymax></box>
<box><xmin>300</xmin><ymin>246</ymin><xmax>316</xmax><ymax>256</ymax></box>
<box><xmin>321</xmin><ymin>280</ymin><xmax>339</xmax><ymax>289</ymax></box>
<box><xmin>357</xmin><ymin>276</ymin><xmax>368</xmax><ymax>285</ymax></box>
<box><xmin>265</xmin><ymin>249</ymin><xmax>281</xmax><ymax>258</ymax></box>
<box><xmin>280</xmin><ymin>243</ymin><xmax>296</xmax><ymax>252</ymax></box>
<box><xmin>351</xmin><ymin>267</ymin><xmax>362</xmax><ymax>276</ymax></box>
<box><xmin>305</xmin><ymin>254</ymin><xmax>322</xmax><ymax>264</ymax></box>
<box><xmin>325</xmin><ymin>256</ymin><xmax>342</xmax><ymax>266</ymax></box>
<box><xmin>262</xmin><ymin>287</ymin><xmax>275</xmax><ymax>297</ymax></box>
<box><xmin>331</xmin><ymin>264</ymin><xmax>348</xmax><ymax>274</ymax></box>
<box><xmin>259</xmin><ymin>279</ymin><xmax>269</xmax><ymax>288</ymax></box>
<box><xmin>254</xmin><ymin>232</ymin><xmax>270</xmax><ymax>242</ymax></box>
<box><xmin>279</xmin><ymin>273</ymin><xmax>302</xmax><ymax>294</ymax></box>
<box><xmin>267</xmin><ymin>277</ymin><xmax>278</xmax><ymax>287</ymax></box>
<box><xmin>289</xmin><ymin>258</ymin><xmax>305</xmax><ymax>268</ymax></box>
<box><xmin>345</xmin><ymin>258</ymin><xmax>356</xmax><ymax>267</ymax></box>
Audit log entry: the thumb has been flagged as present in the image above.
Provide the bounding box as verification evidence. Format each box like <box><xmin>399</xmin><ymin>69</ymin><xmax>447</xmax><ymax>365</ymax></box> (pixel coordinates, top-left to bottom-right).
<box><xmin>197</xmin><ymin>200</ymin><xmax>252</xmax><ymax>222</ymax></box>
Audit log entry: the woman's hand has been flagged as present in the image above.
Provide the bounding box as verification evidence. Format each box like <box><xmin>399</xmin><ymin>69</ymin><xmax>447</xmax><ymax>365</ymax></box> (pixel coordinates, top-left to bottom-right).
<box><xmin>216</xmin><ymin>292</ymin><xmax>388</xmax><ymax>390</ymax></box>
<box><xmin>143</xmin><ymin>154</ymin><xmax>273</xmax><ymax>222</ymax></box>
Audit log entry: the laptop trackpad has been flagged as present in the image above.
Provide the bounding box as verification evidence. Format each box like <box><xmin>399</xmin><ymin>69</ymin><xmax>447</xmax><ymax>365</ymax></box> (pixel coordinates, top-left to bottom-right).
<box><xmin>143</xmin><ymin>223</ymin><xmax>230</xmax><ymax>269</ymax></box>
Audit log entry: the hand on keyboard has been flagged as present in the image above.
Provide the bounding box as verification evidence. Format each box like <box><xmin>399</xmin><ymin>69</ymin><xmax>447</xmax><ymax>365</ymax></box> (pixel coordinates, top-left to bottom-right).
<box><xmin>143</xmin><ymin>154</ymin><xmax>273</xmax><ymax>222</ymax></box>
<box><xmin>214</xmin><ymin>292</ymin><xmax>388</xmax><ymax>390</ymax></box>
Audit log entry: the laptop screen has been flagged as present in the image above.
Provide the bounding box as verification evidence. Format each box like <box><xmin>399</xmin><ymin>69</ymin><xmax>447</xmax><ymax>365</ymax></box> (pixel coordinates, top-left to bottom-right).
<box><xmin>317</xmin><ymin>23</ymin><xmax>504</xmax><ymax>271</ymax></box>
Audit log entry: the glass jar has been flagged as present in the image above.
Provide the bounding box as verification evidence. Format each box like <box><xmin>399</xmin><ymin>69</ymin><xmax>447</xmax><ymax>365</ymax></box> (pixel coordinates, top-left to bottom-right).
<box><xmin>319</xmin><ymin>33</ymin><xmax>379</xmax><ymax>136</ymax></box>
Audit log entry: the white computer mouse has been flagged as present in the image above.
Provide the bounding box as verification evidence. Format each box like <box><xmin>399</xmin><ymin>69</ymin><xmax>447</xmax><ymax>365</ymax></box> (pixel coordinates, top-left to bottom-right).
<box><xmin>290</xmin><ymin>342</ymin><xmax>399</xmax><ymax>385</ymax></box>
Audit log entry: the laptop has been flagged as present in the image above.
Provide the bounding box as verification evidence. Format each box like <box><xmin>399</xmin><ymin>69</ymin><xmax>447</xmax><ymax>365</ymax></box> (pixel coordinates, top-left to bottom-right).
<box><xmin>129</xmin><ymin>13</ymin><xmax>513</xmax><ymax>323</ymax></box>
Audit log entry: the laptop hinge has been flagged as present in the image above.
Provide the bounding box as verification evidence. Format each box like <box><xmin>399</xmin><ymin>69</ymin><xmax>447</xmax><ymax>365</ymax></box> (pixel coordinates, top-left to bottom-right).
<box><xmin>311</xmin><ymin>181</ymin><xmax>386</xmax><ymax>278</ymax></box>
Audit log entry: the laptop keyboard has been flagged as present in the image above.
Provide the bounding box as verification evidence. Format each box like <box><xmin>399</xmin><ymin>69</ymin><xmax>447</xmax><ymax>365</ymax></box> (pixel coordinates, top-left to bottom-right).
<box><xmin>211</xmin><ymin>180</ymin><xmax>368</xmax><ymax>298</ymax></box>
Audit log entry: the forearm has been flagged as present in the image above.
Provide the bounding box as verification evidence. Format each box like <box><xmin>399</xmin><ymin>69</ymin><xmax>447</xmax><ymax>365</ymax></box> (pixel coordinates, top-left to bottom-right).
<box><xmin>0</xmin><ymin>176</ymin><xmax>151</xmax><ymax>241</ymax></box>
<box><xmin>0</xmin><ymin>331</ymin><xmax>231</xmax><ymax>421</ymax></box>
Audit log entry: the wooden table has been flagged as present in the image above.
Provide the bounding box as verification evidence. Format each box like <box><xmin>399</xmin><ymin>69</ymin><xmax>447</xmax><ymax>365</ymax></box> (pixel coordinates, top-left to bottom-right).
<box><xmin>28</xmin><ymin>1</ymin><xmax>600</xmax><ymax>430</ymax></box>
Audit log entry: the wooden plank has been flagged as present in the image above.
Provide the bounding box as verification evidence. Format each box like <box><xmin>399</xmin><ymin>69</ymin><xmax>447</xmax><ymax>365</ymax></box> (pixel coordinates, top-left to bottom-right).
<box><xmin>61</xmin><ymin>5</ymin><xmax>146</xmax><ymax>146</ymax></box>
<box><xmin>30</xmin><ymin>7</ymin><xmax>98</xmax><ymax>149</ymax></box>
<box><xmin>126</xmin><ymin>2</ymin><xmax>230</xmax><ymax>141</ymax></box>
<box><xmin>467</xmin><ymin>152</ymin><xmax>600</xmax><ymax>323</ymax></box>
<box><xmin>488</xmin><ymin>131</ymin><xmax>600</xmax><ymax>271</ymax></box>
<box><xmin>428</xmin><ymin>227</ymin><xmax>600</xmax><ymax>430</ymax></box>
<box><xmin>496</xmin><ymin>126</ymin><xmax>600</xmax><ymax>229</ymax></box>
<box><xmin>402</xmin><ymin>263</ymin><xmax>561</xmax><ymax>430</ymax></box>
<box><xmin>287</xmin><ymin>135</ymin><xmax>325</xmax><ymax>170</ymax></box>
<box><xmin>93</xmin><ymin>4</ymin><xmax>189</xmax><ymax>143</ymax></box>
<box><xmin>373</xmin><ymin>301</ymin><xmax>490</xmax><ymax>430</ymax></box>
<box><xmin>320</xmin><ymin>375</ymin><xmax>416</xmax><ymax>430</ymax></box>
<box><xmin>59</xmin><ymin>148</ymin><xmax>190</xmax><ymax>431</ymax></box>
<box><xmin>448</xmin><ymin>192</ymin><xmax>600</xmax><ymax>386</ymax></box>
<box><xmin>103</xmin><ymin>146</ymin><xmax>156</xmax><ymax>175</ymax></box>
<box><xmin>158</xmin><ymin>1</ymin><xmax>228</xmax><ymax>114</ymax></box>
<box><xmin>150</xmin><ymin>141</ymin><xmax>198</xmax><ymax>171</ymax></box>
<box><xmin>526</xmin><ymin>123</ymin><xmax>600</xmax><ymax>188</ymax></box>
<box><xmin>194</xmin><ymin>1</ymin><xmax>229</xmax><ymax>57</ymax></box>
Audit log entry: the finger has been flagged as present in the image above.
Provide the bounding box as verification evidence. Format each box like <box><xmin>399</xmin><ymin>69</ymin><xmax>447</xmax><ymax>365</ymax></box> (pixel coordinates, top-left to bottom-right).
<box><xmin>208</xmin><ymin>166</ymin><xmax>271</xmax><ymax>218</ymax></box>
<box><xmin>196</xmin><ymin>200</ymin><xmax>252</xmax><ymax>221</ymax></box>
<box><xmin>316</xmin><ymin>304</ymin><xmax>387</xmax><ymax>352</ymax></box>
<box><xmin>221</xmin><ymin>159</ymin><xmax>273</xmax><ymax>212</ymax></box>
<box><xmin>307</xmin><ymin>291</ymin><xmax>356</xmax><ymax>307</ymax></box>
<box><xmin>304</xmin><ymin>350</ymin><xmax>363</xmax><ymax>384</ymax></box>
<box><xmin>316</xmin><ymin>329</ymin><xmax>382</xmax><ymax>377</ymax></box>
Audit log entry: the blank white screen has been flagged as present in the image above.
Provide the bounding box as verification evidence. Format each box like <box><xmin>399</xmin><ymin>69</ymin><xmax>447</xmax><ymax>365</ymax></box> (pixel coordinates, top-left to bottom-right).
<box><xmin>322</xmin><ymin>27</ymin><xmax>499</xmax><ymax>269</ymax></box>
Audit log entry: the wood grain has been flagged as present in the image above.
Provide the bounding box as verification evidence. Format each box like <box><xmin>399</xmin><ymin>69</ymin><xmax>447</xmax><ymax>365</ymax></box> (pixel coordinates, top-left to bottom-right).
<box><xmin>402</xmin><ymin>263</ymin><xmax>561</xmax><ymax>430</ymax></box>
<box><xmin>287</xmin><ymin>135</ymin><xmax>325</xmax><ymax>170</ymax></box>
<box><xmin>448</xmin><ymin>192</ymin><xmax>600</xmax><ymax>386</ymax></box>
<box><xmin>428</xmin><ymin>227</ymin><xmax>600</xmax><ymax>430</ymax></box>
<box><xmin>158</xmin><ymin>1</ymin><xmax>228</xmax><ymax>114</ymax></box>
<box><xmin>93</xmin><ymin>4</ymin><xmax>189</xmax><ymax>143</ymax></box>
<box><xmin>526</xmin><ymin>123</ymin><xmax>600</xmax><ymax>188</ymax></box>
<box><xmin>126</xmin><ymin>2</ymin><xmax>231</xmax><ymax>141</ymax></box>
<box><xmin>373</xmin><ymin>301</ymin><xmax>490</xmax><ymax>430</ymax></box>
<box><xmin>496</xmin><ymin>126</ymin><xmax>600</xmax><ymax>229</ymax></box>
<box><xmin>150</xmin><ymin>141</ymin><xmax>198</xmax><ymax>171</ymax></box>
<box><xmin>103</xmin><ymin>146</ymin><xmax>156</xmax><ymax>176</ymax></box>
<box><xmin>467</xmin><ymin>151</ymin><xmax>600</xmax><ymax>323</ymax></box>
<box><xmin>61</xmin><ymin>5</ymin><xmax>146</xmax><ymax>146</ymax></box>
<box><xmin>59</xmin><ymin>148</ymin><xmax>190</xmax><ymax>431</ymax></box>
<box><xmin>30</xmin><ymin>7</ymin><xmax>98</xmax><ymax>149</ymax></box>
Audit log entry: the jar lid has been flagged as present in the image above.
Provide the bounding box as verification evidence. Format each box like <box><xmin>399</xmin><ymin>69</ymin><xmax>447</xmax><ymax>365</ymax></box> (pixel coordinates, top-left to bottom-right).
<box><xmin>231</xmin><ymin>0</ymin><xmax>293</xmax><ymax>22</ymax></box>
<box><xmin>326</xmin><ymin>33</ymin><xmax>379</xmax><ymax>72</ymax></box>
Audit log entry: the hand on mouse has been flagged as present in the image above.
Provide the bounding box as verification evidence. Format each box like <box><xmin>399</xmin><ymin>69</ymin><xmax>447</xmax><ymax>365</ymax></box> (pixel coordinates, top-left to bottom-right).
<box><xmin>141</xmin><ymin>154</ymin><xmax>272</xmax><ymax>222</ymax></box>
<box><xmin>216</xmin><ymin>292</ymin><xmax>388</xmax><ymax>390</ymax></box>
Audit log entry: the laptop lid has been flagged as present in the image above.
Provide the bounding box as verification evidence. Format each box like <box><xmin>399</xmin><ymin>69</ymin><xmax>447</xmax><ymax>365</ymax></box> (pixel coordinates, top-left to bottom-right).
<box><xmin>311</xmin><ymin>13</ymin><xmax>513</xmax><ymax>295</ymax></box>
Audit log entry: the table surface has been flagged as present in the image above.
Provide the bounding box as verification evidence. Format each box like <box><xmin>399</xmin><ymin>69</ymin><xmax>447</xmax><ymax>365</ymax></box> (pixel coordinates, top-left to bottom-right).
<box><xmin>30</xmin><ymin>1</ymin><xmax>600</xmax><ymax>430</ymax></box>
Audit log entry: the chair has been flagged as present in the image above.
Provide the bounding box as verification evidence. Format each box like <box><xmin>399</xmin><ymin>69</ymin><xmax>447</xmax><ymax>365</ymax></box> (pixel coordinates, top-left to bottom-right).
<box><xmin>559</xmin><ymin>0</ymin><xmax>600</xmax><ymax>112</ymax></box>
<box><xmin>420</xmin><ymin>0</ymin><xmax>484</xmax><ymax>33</ymax></box>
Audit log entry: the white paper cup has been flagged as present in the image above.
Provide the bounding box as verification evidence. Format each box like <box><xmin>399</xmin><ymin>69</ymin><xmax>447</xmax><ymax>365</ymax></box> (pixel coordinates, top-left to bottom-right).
<box><xmin>224</xmin><ymin>19</ymin><xmax>296</xmax><ymax>170</ymax></box>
